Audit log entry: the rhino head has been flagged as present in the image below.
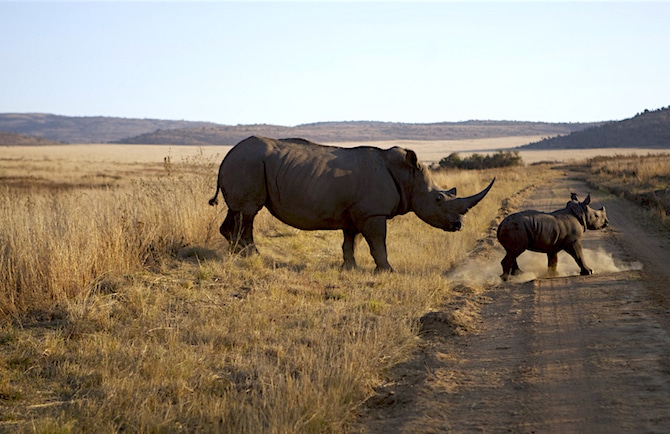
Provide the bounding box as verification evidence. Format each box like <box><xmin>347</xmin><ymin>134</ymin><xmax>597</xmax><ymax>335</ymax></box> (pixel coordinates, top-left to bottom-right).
<box><xmin>411</xmin><ymin>164</ymin><xmax>496</xmax><ymax>231</ymax></box>
<box><xmin>566</xmin><ymin>194</ymin><xmax>609</xmax><ymax>230</ymax></box>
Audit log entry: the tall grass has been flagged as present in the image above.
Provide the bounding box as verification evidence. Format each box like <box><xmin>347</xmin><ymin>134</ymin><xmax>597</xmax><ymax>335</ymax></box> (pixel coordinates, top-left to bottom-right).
<box><xmin>574</xmin><ymin>153</ymin><xmax>670</xmax><ymax>227</ymax></box>
<box><xmin>0</xmin><ymin>155</ymin><xmax>218</xmax><ymax>320</ymax></box>
<box><xmin>0</xmin><ymin>149</ymin><xmax>548</xmax><ymax>432</ymax></box>
<box><xmin>585</xmin><ymin>153</ymin><xmax>670</xmax><ymax>185</ymax></box>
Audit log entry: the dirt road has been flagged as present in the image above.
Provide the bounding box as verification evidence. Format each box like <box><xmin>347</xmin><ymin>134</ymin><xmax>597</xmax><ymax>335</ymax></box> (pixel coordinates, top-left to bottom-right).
<box><xmin>357</xmin><ymin>172</ymin><xmax>670</xmax><ymax>433</ymax></box>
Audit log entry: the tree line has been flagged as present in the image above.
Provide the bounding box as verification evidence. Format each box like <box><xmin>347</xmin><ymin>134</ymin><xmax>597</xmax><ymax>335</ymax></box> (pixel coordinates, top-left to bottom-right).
<box><xmin>437</xmin><ymin>150</ymin><xmax>523</xmax><ymax>170</ymax></box>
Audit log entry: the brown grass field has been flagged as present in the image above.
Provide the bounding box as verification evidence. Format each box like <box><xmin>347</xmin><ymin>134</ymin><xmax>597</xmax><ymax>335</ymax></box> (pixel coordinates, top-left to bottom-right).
<box><xmin>2</xmin><ymin>135</ymin><xmax>664</xmax><ymax>166</ymax></box>
<box><xmin>0</xmin><ymin>141</ymin><xmax>668</xmax><ymax>432</ymax></box>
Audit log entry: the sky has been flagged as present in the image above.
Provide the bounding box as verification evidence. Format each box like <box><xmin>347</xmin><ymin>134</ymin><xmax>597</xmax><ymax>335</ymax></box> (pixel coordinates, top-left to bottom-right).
<box><xmin>1</xmin><ymin>1</ymin><xmax>668</xmax><ymax>126</ymax></box>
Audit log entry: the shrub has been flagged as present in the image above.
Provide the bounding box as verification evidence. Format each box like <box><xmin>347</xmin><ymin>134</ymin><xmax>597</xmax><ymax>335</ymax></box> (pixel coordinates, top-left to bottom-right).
<box><xmin>438</xmin><ymin>150</ymin><xmax>523</xmax><ymax>170</ymax></box>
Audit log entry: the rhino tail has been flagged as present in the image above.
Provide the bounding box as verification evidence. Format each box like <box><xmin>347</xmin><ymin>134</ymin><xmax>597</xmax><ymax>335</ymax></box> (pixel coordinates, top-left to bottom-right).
<box><xmin>208</xmin><ymin>185</ymin><xmax>221</xmax><ymax>206</ymax></box>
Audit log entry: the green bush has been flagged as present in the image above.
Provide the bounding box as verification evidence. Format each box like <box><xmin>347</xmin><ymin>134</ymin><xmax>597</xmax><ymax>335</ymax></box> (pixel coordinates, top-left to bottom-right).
<box><xmin>438</xmin><ymin>150</ymin><xmax>523</xmax><ymax>170</ymax></box>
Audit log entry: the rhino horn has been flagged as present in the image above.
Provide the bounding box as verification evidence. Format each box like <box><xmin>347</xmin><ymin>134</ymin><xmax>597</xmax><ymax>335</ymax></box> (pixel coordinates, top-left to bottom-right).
<box><xmin>451</xmin><ymin>178</ymin><xmax>495</xmax><ymax>214</ymax></box>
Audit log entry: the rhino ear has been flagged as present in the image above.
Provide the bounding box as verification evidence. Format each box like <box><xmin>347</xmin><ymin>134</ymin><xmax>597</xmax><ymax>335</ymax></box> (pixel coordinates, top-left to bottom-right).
<box><xmin>405</xmin><ymin>149</ymin><xmax>420</xmax><ymax>169</ymax></box>
<box><xmin>445</xmin><ymin>187</ymin><xmax>457</xmax><ymax>197</ymax></box>
<box><xmin>582</xmin><ymin>194</ymin><xmax>591</xmax><ymax>206</ymax></box>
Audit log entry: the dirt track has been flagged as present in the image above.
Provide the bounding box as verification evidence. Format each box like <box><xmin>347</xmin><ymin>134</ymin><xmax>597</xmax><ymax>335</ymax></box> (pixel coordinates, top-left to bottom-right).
<box><xmin>357</xmin><ymin>171</ymin><xmax>670</xmax><ymax>433</ymax></box>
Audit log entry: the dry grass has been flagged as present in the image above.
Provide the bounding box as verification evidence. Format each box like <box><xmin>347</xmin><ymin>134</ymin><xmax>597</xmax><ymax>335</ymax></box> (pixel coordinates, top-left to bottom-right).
<box><xmin>0</xmin><ymin>145</ymin><xmax>551</xmax><ymax>432</ymax></box>
<box><xmin>572</xmin><ymin>152</ymin><xmax>670</xmax><ymax>228</ymax></box>
<box><xmin>584</xmin><ymin>153</ymin><xmax>670</xmax><ymax>184</ymax></box>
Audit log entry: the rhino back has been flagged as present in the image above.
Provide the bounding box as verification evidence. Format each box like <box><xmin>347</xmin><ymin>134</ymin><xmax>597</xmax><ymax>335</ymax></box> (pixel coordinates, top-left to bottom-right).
<box><xmin>523</xmin><ymin>211</ymin><xmax>584</xmax><ymax>252</ymax></box>
<box><xmin>524</xmin><ymin>213</ymin><xmax>566</xmax><ymax>252</ymax></box>
<box><xmin>222</xmin><ymin>137</ymin><xmax>403</xmax><ymax>230</ymax></box>
<box><xmin>499</xmin><ymin>211</ymin><xmax>568</xmax><ymax>253</ymax></box>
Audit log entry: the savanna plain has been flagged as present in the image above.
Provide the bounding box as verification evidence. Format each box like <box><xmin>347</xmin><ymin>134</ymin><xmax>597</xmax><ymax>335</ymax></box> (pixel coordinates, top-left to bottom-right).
<box><xmin>1</xmin><ymin>141</ymin><xmax>669</xmax><ymax>432</ymax></box>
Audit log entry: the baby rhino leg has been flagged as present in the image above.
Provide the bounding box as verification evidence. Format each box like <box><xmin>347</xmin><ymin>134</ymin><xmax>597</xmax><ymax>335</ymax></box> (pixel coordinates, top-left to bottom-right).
<box><xmin>501</xmin><ymin>249</ymin><xmax>523</xmax><ymax>281</ymax></box>
<box><xmin>565</xmin><ymin>242</ymin><xmax>593</xmax><ymax>275</ymax></box>
<box><xmin>547</xmin><ymin>252</ymin><xmax>559</xmax><ymax>276</ymax></box>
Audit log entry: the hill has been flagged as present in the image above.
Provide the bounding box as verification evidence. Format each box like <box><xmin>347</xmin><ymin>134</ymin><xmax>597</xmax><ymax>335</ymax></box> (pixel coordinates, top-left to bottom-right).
<box><xmin>0</xmin><ymin>113</ymin><xmax>218</xmax><ymax>144</ymax></box>
<box><xmin>115</xmin><ymin>120</ymin><xmax>599</xmax><ymax>145</ymax></box>
<box><xmin>521</xmin><ymin>107</ymin><xmax>670</xmax><ymax>150</ymax></box>
<box><xmin>6</xmin><ymin>112</ymin><xmax>653</xmax><ymax>146</ymax></box>
<box><xmin>0</xmin><ymin>113</ymin><xmax>600</xmax><ymax>145</ymax></box>
<box><xmin>0</xmin><ymin>131</ymin><xmax>63</xmax><ymax>146</ymax></box>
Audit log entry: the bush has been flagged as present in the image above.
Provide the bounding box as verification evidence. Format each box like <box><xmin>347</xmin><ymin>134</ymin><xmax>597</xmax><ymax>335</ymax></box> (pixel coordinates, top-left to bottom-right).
<box><xmin>439</xmin><ymin>150</ymin><xmax>523</xmax><ymax>170</ymax></box>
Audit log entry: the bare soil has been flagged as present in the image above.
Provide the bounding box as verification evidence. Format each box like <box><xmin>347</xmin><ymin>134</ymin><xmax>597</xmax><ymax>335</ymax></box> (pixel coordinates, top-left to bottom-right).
<box><xmin>355</xmin><ymin>169</ymin><xmax>670</xmax><ymax>433</ymax></box>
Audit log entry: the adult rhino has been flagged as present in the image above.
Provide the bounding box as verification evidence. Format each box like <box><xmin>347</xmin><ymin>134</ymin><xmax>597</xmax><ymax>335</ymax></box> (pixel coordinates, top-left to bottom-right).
<box><xmin>497</xmin><ymin>193</ymin><xmax>609</xmax><ymax>280</ymax></box>
<box><xmin>209</xmin><ymin>136</ymin><xmax>495</xmax><ymax>271</ymax></box>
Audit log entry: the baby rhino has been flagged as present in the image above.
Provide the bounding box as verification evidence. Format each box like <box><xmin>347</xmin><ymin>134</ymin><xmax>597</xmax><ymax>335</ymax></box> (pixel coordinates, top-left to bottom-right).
<box><xmin>497</xmin><ymin>193</ymin><xmax>609</xmax><ymax>280</ymax></box>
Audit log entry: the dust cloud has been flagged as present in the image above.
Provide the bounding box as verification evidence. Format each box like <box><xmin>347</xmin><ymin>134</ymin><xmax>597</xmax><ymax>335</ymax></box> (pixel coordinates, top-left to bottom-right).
<box><xmin>447</xmin><ymin>252</ymin><xmax>506</xmax><ymax>286</ymax></box>
<box><xmin>448</xmin><ymin>247</ymin><xmax>643</xmax><ymax>285</ymax></box>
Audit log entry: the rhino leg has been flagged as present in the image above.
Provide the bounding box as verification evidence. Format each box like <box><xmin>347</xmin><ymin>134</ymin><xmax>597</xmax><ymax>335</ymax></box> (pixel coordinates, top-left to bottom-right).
<box><xmin>238</xmin><ymin>214</ymin><xmax>259</xmax><ymax>256</ymax></box>
<box><xmin>341</xmin><ymin>229</ymin><xmax>359</xmax><ymax>270</ymax></box>
<box><xmin>501</xmin><ymin>250</ymin><xmax>523</xmax><ymax>280</ymax></box>
<box><xmin>219</xmin><ymin>210</ymin><xmax>237</xmax><ymax>242</ymax></box>
<box><xmin>547</xmin><ymin>252</ymin><xmax>558</xmax><ymax>269</ymax></box>
<box><xmin>220</xmin><ymin>210</ymin><xmax>259</xmax><ymax>256</ymax></box>
<box><xmin>360</xmin><ymin>216</ymin><xmax>393</xmax><ymax>272</ymax></box>
<box><xmin>565</xmin><ymin>242</ymin><xmax>592</xmax><ymax>275</ymax></box>
<box><xmin>547</xmin><ymin>252</ymin><xmax>559</xmax><ymax>276</ymax></box>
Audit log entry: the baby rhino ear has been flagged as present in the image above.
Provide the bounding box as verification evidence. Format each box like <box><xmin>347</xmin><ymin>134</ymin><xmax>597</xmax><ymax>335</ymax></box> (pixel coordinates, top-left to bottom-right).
<box><xmin>582</xmin><ymin>194</ymin><xmax>591</xmax><ymax>206</ymax></box>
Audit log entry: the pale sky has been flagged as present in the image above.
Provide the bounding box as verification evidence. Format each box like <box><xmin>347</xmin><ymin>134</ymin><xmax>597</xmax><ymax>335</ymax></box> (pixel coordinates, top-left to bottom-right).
<box><xmin>1</xmin><ymin>1</ymin><xmax>668</xmax><ymax>126</ymax></box>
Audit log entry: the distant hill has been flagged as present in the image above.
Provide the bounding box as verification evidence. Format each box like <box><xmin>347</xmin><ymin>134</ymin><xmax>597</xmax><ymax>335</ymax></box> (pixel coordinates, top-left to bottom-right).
<box><xmin>521</xmin><ymin>107</ymin><xmax>670</xmax><ymax>150</ymax></box>
<box><xmin>0</xmin><ymin>131</ymin><xmax>63</xmax><ymax>146</ymax></box>
<box><xmin>0</xmin><ymin>113</ymin><xmax>218</xmax><ymax>144</ymax></box>
<box><xmin>115</xmin><ymin>120</ymin><xmax>600</xmax><ymax>145</ymax></box>
<box><xmin>2</xmin><ymin>112</ymin><xmax>646</xmax><ymax>146</ymax></box>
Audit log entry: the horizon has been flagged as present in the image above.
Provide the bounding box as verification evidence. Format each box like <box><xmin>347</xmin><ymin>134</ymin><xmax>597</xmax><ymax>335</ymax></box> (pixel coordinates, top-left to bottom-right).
<box><xmin>3</xmin><ymin>107</ymin><xmax>662</xmax><ymax>127</ymax></box>
<box><xmin>2</xmin><ymin>2</ymin><xmax>669</xmax><ymax>126</ymax></box>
